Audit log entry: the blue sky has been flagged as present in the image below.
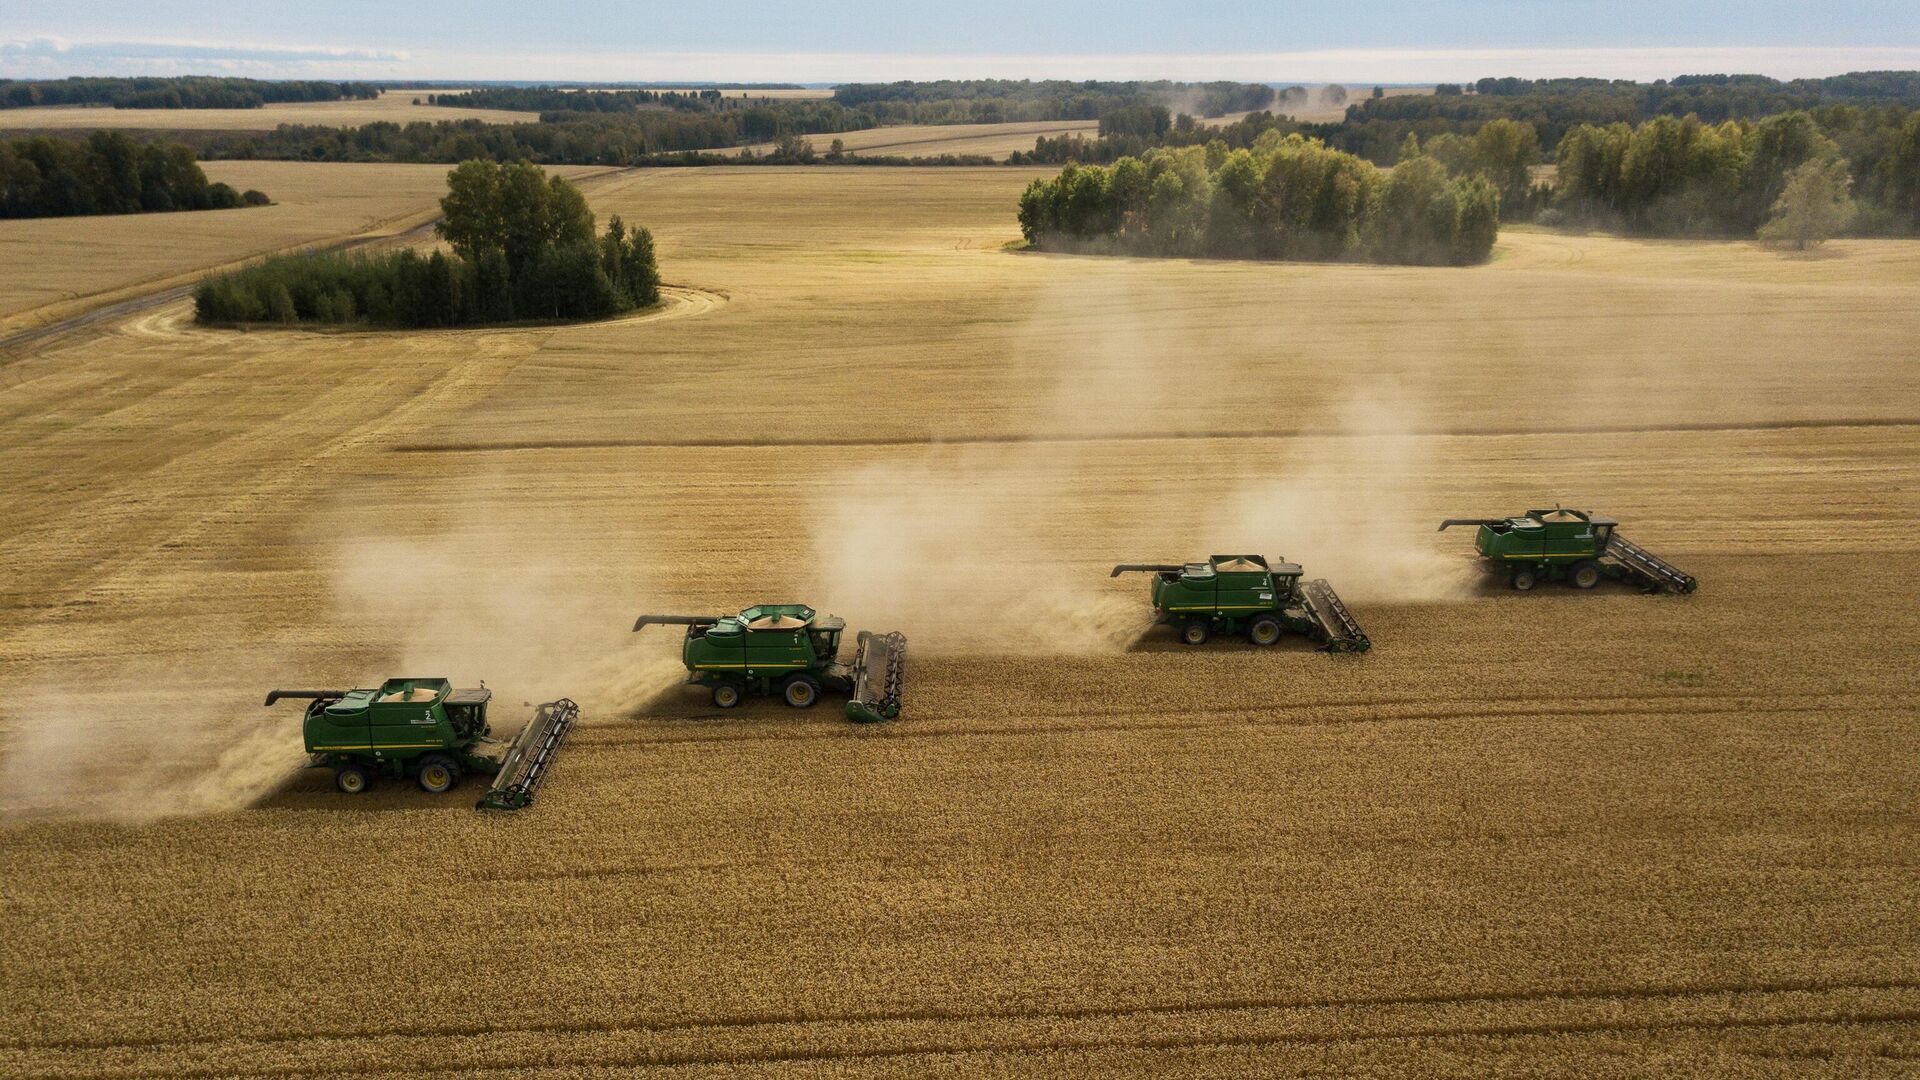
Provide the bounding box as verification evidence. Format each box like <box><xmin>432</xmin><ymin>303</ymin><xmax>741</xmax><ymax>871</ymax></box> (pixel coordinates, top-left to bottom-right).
<box><xmin>5</xmin><ymin>2</ymin><xmax>1919</xmax><ymax>83</ymax></box>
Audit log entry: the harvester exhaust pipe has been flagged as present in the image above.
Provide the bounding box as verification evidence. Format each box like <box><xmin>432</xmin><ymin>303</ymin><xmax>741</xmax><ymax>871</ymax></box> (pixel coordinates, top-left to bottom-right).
<box><xmin>1110</xmin><ymin>564</ymin><xmax>1185</xmax><ymax>577</ymax></box>
<box><xmin>632</xmin><ymin>614</ymin><xmax>721</xmax><ymax>632</ymax></box>
<box><xmin>478</xmin><ymin>698</ymin><xmax>579</xmax><ymax>811</ymax></box>
<box><xmin>263</xmin><ymin>689</ymin><xmax>346</xmax><ymax>707</ymax></box>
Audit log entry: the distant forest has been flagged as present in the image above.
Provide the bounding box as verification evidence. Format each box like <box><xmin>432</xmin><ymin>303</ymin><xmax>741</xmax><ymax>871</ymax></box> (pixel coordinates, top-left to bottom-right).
<box><xmin>45</xmin><ymin>72</ymin><xmax>1919</xmax><ymax>238</ymax></box>
<box><xmin>435</xmin><ymin>87</ymin><xmax>728</xmax><ymax>113</ymax></box>
<box><xmin>0</xmin><ymin>133</ymin><xmax>267</xmax><ymax>219</ymax></box>
<box><xmin>0</xmin><ymin>77</ymin><xmax>380</xmax><ymax>110</ymax></box>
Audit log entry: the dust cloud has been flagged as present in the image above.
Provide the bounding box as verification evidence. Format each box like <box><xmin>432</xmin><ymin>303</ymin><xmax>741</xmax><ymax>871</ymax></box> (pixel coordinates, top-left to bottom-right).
<box><xmin>0</xmin><ymin>655</ymin><xmax>310</xmax><ymax>825</ymax></box>
<box><xmin>1208</xmin><ymin>383</ymin><xmax>1480</xmax><ymax>604</ymax></box>
<box><xmin>806</xmin><ymin>272</ymin><xmax>1475</xmax><ymax>647</ymax></box>
<box><xmin>325</xmin><ymin>502</ymin><xmax>685</xmax><ymax>721</ymax></box>
<box><xmin>0</xmin><ymin>495</ymin><xmax>683</xmax><ymax>825</ymax></box>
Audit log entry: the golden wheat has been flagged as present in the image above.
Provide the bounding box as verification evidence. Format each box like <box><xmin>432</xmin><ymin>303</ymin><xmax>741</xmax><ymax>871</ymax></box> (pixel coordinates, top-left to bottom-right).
<box><xmin>0</xmin><ymin>163</ymin><xmax>1915</xmax><ymax>1077</ymax></box>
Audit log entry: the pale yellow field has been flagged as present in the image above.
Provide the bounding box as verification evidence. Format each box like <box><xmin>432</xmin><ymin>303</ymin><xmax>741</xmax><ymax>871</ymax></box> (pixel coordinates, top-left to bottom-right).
<box><xmin>741</xmin><ymin>119</ymin><xmax>1103</xmax><ymax>159</ymax></box>
<box><xmin>0</xmin><ymin>88</ymin><xmax>538</xmax><ymax>131</ymax></box>
<box><xmin>0</xmin><ymin>165</ymin><xmax>1916</xmax><ymax>1076</ymax></box>
<box><xmin>0</xmin><ymin>161</ymin><xmax>607</xmax><ymax>332</ymax></box>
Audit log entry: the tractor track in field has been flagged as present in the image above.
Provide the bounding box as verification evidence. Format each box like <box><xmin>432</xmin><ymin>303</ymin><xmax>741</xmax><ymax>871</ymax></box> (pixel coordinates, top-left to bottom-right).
<box><xmin>0</xmin><ymin>166</ymin><xmax>644</xmax><ymax>365</ymax></box>
<box><xmin>14</xmin><ymin>979</ymin><xmax>1917</xmax><ymax>1075</ymax></box>
<box><xmin>105</xmin><ymin>284</ymin><xmax>727</xmax><ymax>346</ymax></box>
<box><xmin>389</xmin><ymin>415</ymin><xmax>1920</xmax><ymax>455</ymax></box>
<box><xmin>576</xmin><ymin>689</ymin><xmax>1920</xmax><ymax>749</ymax></box>
<box><xmin>0</xmin><ymin>218</ymin><xmax>444</xmax><ymax>365</ymax></box>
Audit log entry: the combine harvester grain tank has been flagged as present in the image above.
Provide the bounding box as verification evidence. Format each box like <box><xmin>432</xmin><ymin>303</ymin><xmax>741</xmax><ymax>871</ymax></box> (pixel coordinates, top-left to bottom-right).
<box><xmin>1111</xmin><ymin>555</ymin><xmax>1370</xmax><ymax>651</ymax></box>
<box><xmin>634</xmin><ymin>604</ymin><xmax>907</xmax><ymax>722</ymax></box>
<box><xmin>1438</xmin><ymin>507</ymin><xmax>1697</xmax><ymax>593</ymax></box>
<box><xmin>263</xmin><ymin>678</ymin><xmax>578</xmax><ymax>809</ymax></box>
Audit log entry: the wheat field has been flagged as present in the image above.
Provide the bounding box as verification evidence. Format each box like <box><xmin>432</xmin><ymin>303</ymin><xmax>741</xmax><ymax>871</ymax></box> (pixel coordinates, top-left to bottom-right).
<box><xmin>0</xmin><ymin>88</ymin><xmax>539</xmax><ymax>132</ymax></box>
<box><xmin>0</xmin><ymin>164</ymin><xmax>1915</xmax><ymax>1077</ymax></box>
<box><xmin>0</xmin><ymin>162</ymin><xmax>608</xmax><ymax>333</ymax></box>
<box><xmin>744</xmin><ymin>119</ymin><xmax>1103</xmax><ymax>158</ymax></box>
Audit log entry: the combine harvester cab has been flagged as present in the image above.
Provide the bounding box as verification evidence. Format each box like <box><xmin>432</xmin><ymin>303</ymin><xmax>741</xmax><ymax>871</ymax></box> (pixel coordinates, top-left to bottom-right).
<box><xmin>263</xmin><ymin>678</ymin><xmax>578</xmax><ymax>810</ymax></box>
<box><xmin>634</xmin><ymin>604</ymin><xmax>906</xmax><ymax>722</ymax></box>
<box><xmin>1111</xmin><ymin>555</ymin><xmax>1370</xmax><ymax>652</ymax></box>
<box><xmin>1438</xmin><ymin>508</ymin><xmax>1697</xmax><ymax>594</ymax></box>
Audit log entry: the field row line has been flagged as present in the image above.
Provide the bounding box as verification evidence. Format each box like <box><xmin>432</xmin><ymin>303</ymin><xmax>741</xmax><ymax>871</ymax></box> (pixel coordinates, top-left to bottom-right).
<box><xmin>390</xmin><ymin>416</ymin><xmax>1920</xmax><ymax>455</ymax></box>
<box><xmin>15</xmin><ymin>980</ymin><xmax>1917</xmax><ymax>1074</ymax></box>
<box><xmin>576</xmin><ymin>690</ymin><xmax>1920</xmax><ymax>749</ymax></box>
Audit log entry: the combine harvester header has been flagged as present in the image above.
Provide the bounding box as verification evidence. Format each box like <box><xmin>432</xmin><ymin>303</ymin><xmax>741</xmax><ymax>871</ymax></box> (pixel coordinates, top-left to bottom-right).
<box><xmin>1112</xmin><ymin>555</ymin><xmax>1370</xmax><ymax>651</ymax></box>
<box><xmin>635</xmin><ymin>604</ymin><xmax>906</xmax><ymax>722</ymax></box>
<box><xmin>264</xmin><ymin>679</ymin><xmax>577</xmax><ymax>808</ymax></box>
<box><xmin>1439</xmin><ymin>507</ymin><xmax>1697</xmax><ymax>593</ymax></box>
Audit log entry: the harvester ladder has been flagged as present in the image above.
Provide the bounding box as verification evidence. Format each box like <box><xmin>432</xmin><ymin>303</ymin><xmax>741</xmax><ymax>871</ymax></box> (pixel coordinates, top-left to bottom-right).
<box><xmin>1602</xmin><ymin>534</ymin><xmax>1697</xmax><ymax>594</ymax></box>
<box><xmin>1301</xmin><ymin>579</ymin><xmax>1370</xmax><ymax>653</ymax></box>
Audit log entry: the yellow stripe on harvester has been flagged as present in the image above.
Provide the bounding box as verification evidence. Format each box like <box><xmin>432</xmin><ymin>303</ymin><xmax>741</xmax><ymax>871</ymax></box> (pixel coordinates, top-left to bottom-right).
<box><xmin>311</xmin><ymin>743</ymin><xmax>446</xmax><ymax>751</ymax></box>
<box><xmin>1166</xmin><ymin>605</ymin><xmax>1272</xmax><ymax>611</ymax></box>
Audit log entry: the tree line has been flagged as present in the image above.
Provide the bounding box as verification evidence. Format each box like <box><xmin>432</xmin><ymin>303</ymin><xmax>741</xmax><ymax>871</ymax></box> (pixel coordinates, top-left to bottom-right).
<box><xmin>1552</xmin><ymin>110</ymin><xmax>1920</xmax><ymax>236</ymax></box>
<box><xmin>1</xmin><ymin>77</ymin><xmax>379</xmax><ymax>110</ymax></box>
<box><xmin>831</xmin><ymin>79</ymin><xmax>1276</xmax><ymax>125</ymax></box>
<box><xmin>194</xmin><ymin>161</ymin><xmax>658</xmax><ymax>328</ymax></box>
<box><xmin>1012</xmin><ymin>98</ymin><xmax>1920</xmax><ymax>239</ymax></box>
<box><xmin>0</xmin><ymin>132</ymin><xmax>267</xmax><ymax>219</ymax></box>
<box><xmin>435</xmin><ymin>87</ymin><xmax>726</xmax><ymax>113</ymax></box>
<box><xmin>1337</xmin><ymin>71</ymin><xmax>1920</xmax><ymax>160</ymax></box>
<box><xmin>192</xmin><ymin>104</ymin><xmax>874</xmax><ymax>165</ymax></box>
<box><xmin>1017</xmin><ymin>133</ymin><xmax>1498</xmax><ymax>266</ymax></box>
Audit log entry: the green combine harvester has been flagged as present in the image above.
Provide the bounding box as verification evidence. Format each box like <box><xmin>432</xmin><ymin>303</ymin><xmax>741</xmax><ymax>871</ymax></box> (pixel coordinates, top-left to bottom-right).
<box><xmin>1438</xmin><ymin>507</ymin><xmax>1697</xmax><ymax>593</ymax></box>
<box><xmin>263</xmin><ymin>678</ymin><xmax>577</xmax><ymax>809</ymax></box>
<box><xmin>1111</xmin><ymin>555</ymin><xmax>1370</xmax><ymax>652</ymax></box>
<box><xmin>635</xmin><ymin>604</ymin><xmax>906</xmax><ymax>722</ymax></box>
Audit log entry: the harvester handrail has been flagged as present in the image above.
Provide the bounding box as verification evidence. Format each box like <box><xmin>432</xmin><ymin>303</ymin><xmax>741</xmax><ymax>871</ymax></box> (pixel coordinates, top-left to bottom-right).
<box><xmin>263</xmin><ymin>689</ymin><xmax>346</xmax><ymax>707</ymax></box>
<box><xmin>1111</xmin><ymin>563</ymin><xmax>1185</xmax><ymax>577</ymax></box>
<box><xmin>632</xmin><ymin>614</ymin><xmax>722</xmax><ymax>631</ymax></box>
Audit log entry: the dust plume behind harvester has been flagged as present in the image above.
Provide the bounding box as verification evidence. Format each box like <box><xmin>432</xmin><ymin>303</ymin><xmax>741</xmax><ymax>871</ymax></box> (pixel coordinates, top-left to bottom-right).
<box><xmin>262</xmin><ymin>679</ymin><xmax>578</xmax><ymax>809</ymax></box>
<box><xmin>634</xmin><ymin>604</ymin><xmax>907</xmax><ymax>722</ymax></box>
<box><xmin>1112</xmin><ymin>555</ymin><xmax>1370</xmax><ymax>652</ymax></box>
<box><xmin>1438</xmin><ymin>508</ymin><xmax>1698</xmax><ymax>593</ymax></box>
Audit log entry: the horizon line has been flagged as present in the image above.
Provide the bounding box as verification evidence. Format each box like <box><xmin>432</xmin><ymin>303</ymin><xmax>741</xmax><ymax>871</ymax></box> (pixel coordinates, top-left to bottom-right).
<box><xmin>6</xmin><ymin>41</ymin><xmax>1920</xmax><ymax>84</ymax></box>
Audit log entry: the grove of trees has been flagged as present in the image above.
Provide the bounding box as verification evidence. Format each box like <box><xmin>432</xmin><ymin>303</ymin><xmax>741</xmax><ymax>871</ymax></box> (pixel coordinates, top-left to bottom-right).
<box><xmin>194</xmin><ymin>161</ymin><xmax>658</xmax><ymax>328</ymax></box>
<box><xmin>1551</xmin><ymin>110</ymin><xmax>1918</xmax><ymax>234</ymax></box>
<box><xmin>0</xmin><ymin>77</ymin><xmax>378</xmax><ymax>110</ymax></box>
<box><xmin>0</xmin><ymin>132</ymin><xmax>266</xmax><ymax>218</ymax></box>
<box><xmin>1017</xmin><ymin>133</ymin><xmax>1498</xmax><ymax>266</ymax></box>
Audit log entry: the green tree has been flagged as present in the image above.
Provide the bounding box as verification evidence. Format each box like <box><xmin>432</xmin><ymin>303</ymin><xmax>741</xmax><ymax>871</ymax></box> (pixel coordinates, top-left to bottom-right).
<box><xmin>1469</xmin><ymin>118</ymin><xmax>1541</xmax><ymax>210</ymax></box>
<box><xmin>265</xmin><ymin>282</ymin><xmax>296</xmax><ymax>323</ymax></box>
<box><xmin>437</xmin><ymin>160</ymin><xmax>595</xmax><ymax>272</ymax></box>
<box><xmin>1758</xmin><ymin>157</ymin><xmax>1855</xmax><ymax>249</ymax></box>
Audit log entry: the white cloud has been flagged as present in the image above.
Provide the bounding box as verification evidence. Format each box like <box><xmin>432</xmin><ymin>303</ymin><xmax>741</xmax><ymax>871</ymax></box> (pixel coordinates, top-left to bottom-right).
<box><xmin>1</xmin><ymin>37</ymin><xmax>409</xmax><ymax>78</ymax></box>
